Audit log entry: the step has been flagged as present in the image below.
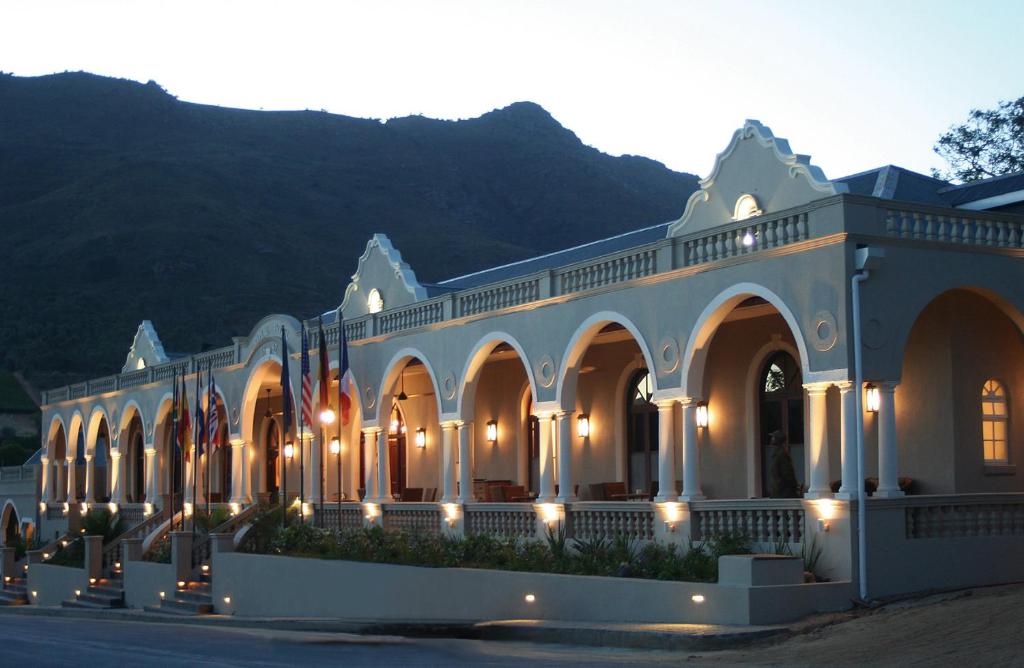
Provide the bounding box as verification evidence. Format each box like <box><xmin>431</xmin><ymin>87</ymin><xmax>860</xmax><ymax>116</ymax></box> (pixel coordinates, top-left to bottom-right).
<box><xmin>62</xmin><ymin>598</ymin><xmax>114</xmax><ymax>609</ymax></box>
<box><xmin>71</xmin><ymin>591</ymin><xmax>124</xmax><ymax>607</ymax></box>
<box><xmin>174</xmin><ymin>589</ymin><xmax>213</xmax><ymax>604</ymax></box>
<box><xmin>0</xmin><ymin>590</ymin><xmax>27</xmax><ymax>606</ymax></box>
<box><xmin>3</xmin><ymin>584</ymin><xmax>27</xmax><ymax>595</ymax></box>
<box><xmin>182</xmin><ymin>581</ymin><xmax>211</xmax><ymax>593</ymax></box>
<box><xmin>153</xmin><ymin>597</ymin><xmax>213</xmax><ymax>615</ymax></box>
<box><xmin>87</xmin><ymin>584</ymin><xmax>124</xmax><ymax>597</ymax></box>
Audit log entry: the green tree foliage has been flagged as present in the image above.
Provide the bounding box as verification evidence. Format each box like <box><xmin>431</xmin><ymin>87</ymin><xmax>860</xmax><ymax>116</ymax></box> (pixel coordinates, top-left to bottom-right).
<box><xmin>933</xmin><ymin>96</ymin><xmax>1024</xmax><ymax>182</ymax></box>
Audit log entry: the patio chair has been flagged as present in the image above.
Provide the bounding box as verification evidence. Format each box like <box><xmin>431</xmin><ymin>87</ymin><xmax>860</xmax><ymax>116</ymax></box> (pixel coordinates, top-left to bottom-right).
<box><xmin>603</xmin><ymin>481</ymin><xmax>628</xmax><ymax>500</ymax></box>
<box><xmin>400</xmin><ymin>487</ymin><xmax>424</xmax><ymax>502</ymax></box>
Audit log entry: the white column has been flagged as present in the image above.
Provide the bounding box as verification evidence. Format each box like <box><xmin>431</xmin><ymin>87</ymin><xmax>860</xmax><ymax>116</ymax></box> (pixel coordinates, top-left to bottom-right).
<box><xmin>679</xmin><ymin>400</ymin><xmax>704</xmax><ymax>501</ymax></box>
<box><xmin>110</xmin><ymin>452</ymin><xmax>126</xmax><ymax>504</ymax></box>
<box><xmin>362</xmin><ymin>429</ymin><xmax>378</xmax><ymax>501</ymax></box>
<box><xmin>804</xmin><ymin>382</ymin><xmax>833</xmax><ymax>499</ymax></box>
<box><xmin>836</xmin><ymin>382</ymin><xmax>858</xmax><ymax>499</ymax></box>
<box><xmin>230</xmin><ymin>441</ymin><xmax>247</xmax><ymax>504</ymax></box>
<box><xmin>309</xmin><ymin>435</ymin><xmax>321</xmax><ymax>505</ymax></box>
<box><xmin>876</xmin><ymin>382</ymin><xmax>903</xmax><ymax>498</ymax></box>
<box><xmin>376</xmin><ymin>428</ymin><xmax>392</xmax><ymax>502</ymax></box>
<box><xmin>66</xmin><ymin>456</ymin><xmax>77</xmax><ymax>502</ymax></box>
<box><xmin>57</xmin><ymin>457</ymin><xmax>68</xmax><ymax>502</ymax></box>
<box><xmin>144</xmin><ymin>447</ymin><xmax>158</xmax><ymax>504</ymax></box>
<box><xmin>441</xmin><ymin>421</ymin><xmax>458</xmax><ymax>502</ymax></box>
<box><xmin>654</xmin><ymin>401</ymin><xmax>678</xmax><ymax>501</ymax></box>
<box><xmin>40</xmin><ymin>456</ymin><xmax>51</xmax><ymax>505</ymax></box>
<box><xmin>184</xmin><ymin>448</ymin><xmax>196</xmax><ymax>504</ymax></box>
<box><xmin>458</xmin><ymin>422</ymin><xmax>475</xmax><ymax>503</ymax></box>
<box><xmin>85</xmin><ymin>454</ymin><xmax>96</xmax><ymax>503</ymax></box>
<box><xmin>555</xmin><ymin>412</ymin><xmax>576</xmax><ymax>502</ymax></box>
<box><xmin>536</xmin><ymin>413</ymin><xmax>555</xmax><ymax>502</ymax></box>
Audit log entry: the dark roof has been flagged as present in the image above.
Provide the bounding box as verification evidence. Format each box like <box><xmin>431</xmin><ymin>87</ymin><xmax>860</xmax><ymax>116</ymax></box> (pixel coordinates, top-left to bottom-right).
<box><xmin>837</xmin><ymin>165</ymin><xmax>1024</xmax><ymax>209</ymax></box>
<box><xmin>438</xmin><ymin>221</ymin><xmax>672</xmax><ymax>289</ymax></box>
<box><xmin>941</xmin><ymin>171</ymin><xmax>1024</xmax><ymax>207</ymax></box>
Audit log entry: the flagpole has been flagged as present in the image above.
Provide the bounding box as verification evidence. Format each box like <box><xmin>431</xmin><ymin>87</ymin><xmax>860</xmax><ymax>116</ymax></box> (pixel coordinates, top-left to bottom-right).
<box><xmin>206</xmin><ymin>360</ymin><xmax>212</xmax><ymax>517</ymax></box>
<box><xmin>299</xmin><ymin>324</ymin><xmax>306</xmax><ymax>523</ymax></box>
<box><xmin>170</xmin><ymin>369</ymin><xmax>178</xmax><ymax>532</ymax></box>
<box><xmin>192</xmin><ymin>367</ymin><xmax>199</xmax><ymax>539</ymax></box>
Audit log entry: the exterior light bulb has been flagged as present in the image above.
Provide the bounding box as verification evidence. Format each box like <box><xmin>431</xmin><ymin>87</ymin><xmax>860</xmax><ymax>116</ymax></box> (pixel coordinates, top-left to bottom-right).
<box><xmin>389</xmin><ymin>418</ymin><xmax>400</xmax><ymax>434</ymax></box>
<box><xmin>329</xmin><ymin>438</ymin><xmax>341</xmax><ymax>455</ymax></box>
<box><xmin>865</xmin><ymin>384</ymin><xmax>880</xmax><ymax>413</ymax></box>
<box><xmin>320</xmin><ymin>408</ymin><xmax>336</xmax><ymax>425</ymax></box>
<box><xmin>695</xmin><ymin>402</ymin><xmax>709</xmax><ymax>429</ymax></box>
<box><xmin>284</xmin><ymin>442</ymin><xmax>295</xmax><ymax>459</ymax></box>
<box><xmin>415</xmin><ymin>428</ymin><xmax>426</xmax><ymax>448</ymax></box>
<box><xmin>486</xmin><ymin>420</ymin><xmax>498</xmax><ymax>444</ymax></box>
<box><xmin>577</xmin><ymin>414</ymin><xmax>590</xmax><ymax>438</ymax></box>
<box><xmin>741</xmin><ymin>231</ymin><xmax>755</xmax><ymax>247</ymax></box>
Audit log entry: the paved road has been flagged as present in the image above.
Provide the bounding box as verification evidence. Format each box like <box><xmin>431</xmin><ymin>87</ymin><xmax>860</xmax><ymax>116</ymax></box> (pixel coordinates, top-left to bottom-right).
<box><xmin>0</xmin><ymin>615</ymin><xmax>683</xmax><ymax>667</ymax></box>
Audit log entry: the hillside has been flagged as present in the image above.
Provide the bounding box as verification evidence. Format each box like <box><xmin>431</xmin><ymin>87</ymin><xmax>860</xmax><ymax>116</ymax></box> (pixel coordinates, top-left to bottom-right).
<box><xmin>0</xmin><ymin>72</ymin><xmax>698</xmax><ymax>388</ymax></box>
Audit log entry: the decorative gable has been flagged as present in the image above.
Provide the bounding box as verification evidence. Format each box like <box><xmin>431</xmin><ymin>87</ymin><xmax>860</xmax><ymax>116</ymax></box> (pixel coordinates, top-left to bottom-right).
<box><xmin>339</xmin><ymin>234</ymin><xmax>427</xmax><ymax>319</ymax></box>
<box><xmin>122</xmin><ymin>320</ymin><xmax>169</xmax><ymax>372</ymax></box>
<box><xmin>667</xmin><ymin>120</ymin><xmax>846</xmax><ymax>237</ymax></box>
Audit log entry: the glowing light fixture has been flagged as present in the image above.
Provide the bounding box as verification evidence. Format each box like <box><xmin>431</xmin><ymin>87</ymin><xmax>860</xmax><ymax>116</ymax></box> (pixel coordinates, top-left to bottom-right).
<box><xmin>865</xmin><ymin>384</ymin><xmax>880</xmax><ymax>413</ymax></box>
<box><xmin>691</xmin><ymin>594</ymin><xmax>705</xmax><ymax>604</ymax></box>
<box><xmin>524</xmin><ymin>593</ymin><xmax>536</xmax><ymax>603</ymax></box>
<box><xmin>159</xmin><ymin>591</ymin><xmax>165</xmax><ymax>599</ymax></box>
<box><xmin>741</xmin><ymin>231</ymin><xmax>756</xmax><ymax>247</ymax></box>
<box><xmin>75</xmin><ymin>589</ymin><xmax>81</xmax><ymax>596</ymax></box>
<box><xmin>201</xmin><ymin>564</ymin><xmax>210</xmax><ymax>573</ymax></box>
<box><xmin>695</xmin><ymin>402</ymin><xmax>709</xmax><ymax>429</ymax></box>
<box><xmin>284</xmin><ymin>441</ymin><xmax>295</xmax><ymax>459</ymax></box>
<box><xmin>415</xmin><ymin>427</ymin><xmax>427</xmax><ymax>448</ymax></box>
<box><xmin>39</xmin><ymin>501</ymin><xmax>46</xmax><ymax>512</ymax></box>
<box><xmin>577</xmin><ymin>414</ymin><xmax>590</xmax><ymax>439</ymax></box>
<box><xmin>389</xmin><ymin>418</ymin><xmax>400</xmax><ymax>434</ymax></box>
<box><xmin>486</xmin><ymin>420</ymin><xmax>498</xmax><ymax>445</ymax></box>
<box><xmin>320</xmin><ymin>407</ymin><xmax>336</xmax><ymax>425</ymax></box>
<box><xmin>367</xmin><ymin>288</ymin><xmax>384</xmax><ymax>314</ymax></box>
<box><xmin>108</xmin><ymin>502</ymin><xmax>118</xmax><ymax>514</ymax></box>
<box><xmin>329</xmin><ymin>437</ymin><xmax>341</xmax><ymax>455</ymax></box>
<box><xmin>177</xmin><ymin>580</ymin><xmax>186</xmax><ymax>588</ymax></box>
<box><xmin>223</xmin><ymin>596</ymin><xmax>231</xmax><ymax>605</ymax></box>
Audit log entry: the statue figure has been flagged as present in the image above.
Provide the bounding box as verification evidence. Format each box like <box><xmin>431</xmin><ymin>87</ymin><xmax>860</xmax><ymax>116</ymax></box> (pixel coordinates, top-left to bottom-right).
<box><xmin>768</xmin><ymin>430</ymin><xmax>800</xmax><ymax>498</ymax></box>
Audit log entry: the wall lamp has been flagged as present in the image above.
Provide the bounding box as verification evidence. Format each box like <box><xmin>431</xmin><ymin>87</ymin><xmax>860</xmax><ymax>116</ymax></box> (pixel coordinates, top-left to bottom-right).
<box><xmin>283</xmin><ymin>442</ymin><xmax>295</xmax><ymax>459</ymax></box>
<box><xmin>695</xmin><ymin>402</ymin><xmax>709</xmax><ymax>429</ymax></box>
<box><xmin>486</xmin><ymin>420</ymin><xmax>498</xmax><ymax>445</ymax></box>
<box><xmin>865</xmin><ymin>384</ymin><xmax>880</xmax><ymax>413</ymax></box>
<box><xmin>415</xmin><ymin>427</ymin><xmax>427</xmax><ymax>449</ymax></box>
<box><xmin>320</xmin><ymin>407</ymin><xmax>336</xmax><ymax>425</ymax></box>
<box><xmin>577</xmin><ymin>414</ymin><xmax>590</xmax><ymax>439</ymax></box>
<box><xmin>329</xmin><ymin>437</ymin><xmax>341</xmax><ymax>455</ymax></box>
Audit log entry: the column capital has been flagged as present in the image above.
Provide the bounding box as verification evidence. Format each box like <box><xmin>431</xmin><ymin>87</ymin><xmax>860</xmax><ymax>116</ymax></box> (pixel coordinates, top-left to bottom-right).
<box><xmin>361</xmin><ymin>426</ymin><xmax>383</xmax><ymax>435</ymax></box>
<box><xmin>229</xmin><ymin>438</ymin><xmax>248</xmax><ymax>449</ymax></box>
<box><xmin>554</xmin><ymin>410</ymin><xmax>575</xmax><ymax>419</ymax></box>
<box><xmin>109</xmin><ymin>451</ymin><xmax>122</xmax><ymax>460</ymax></box>
<box><xmin>440</xmin><ymin>420</ymin><xmax>460</xmax><ymax>430</ymax></box>
<box><xmin>655</xmin><ymin>399</ymin><xmax>677</xmax><ymax>411</ymax></box>
<box><xmin>84</xmin><ymin>454</ymin><xmax>94</xmax><ymax>462</ymax></box>
<box><xmin>835</xmin><ymin>380</ymin><xmax>856</xmax><ymax>392</ymax></box>
<box><xmin>652</xmin><ymin>389</ymin><xmax>689</xmax><ymax>406</ymax></box>
<box><xmin>802</xmin><ymin>381</ymin><xmax>833</xmax><ymax>394</ymax></box>
<box><xmin>40</xmin><ymin>455</ymin><xmax>50</xmax><ymax>464</ymax></box>
<box><xmin>876</xmin><ymin>381</ymin><xmax>899</xmax><ymax>392</ymax></box>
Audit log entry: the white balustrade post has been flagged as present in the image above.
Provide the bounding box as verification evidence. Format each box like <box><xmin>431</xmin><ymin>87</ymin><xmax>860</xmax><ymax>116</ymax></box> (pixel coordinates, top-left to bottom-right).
<box><xmin>458</xmin><ymin>421</ymin><xmax>475</xmax><ymax>503</ymax></box>
<box><xmin>679</xmin><ymin>400</ymin><xmax>704</xmax><ymax>501</ymax></box>
<box><xmin>66</xmin><ymin>456</ymin><xmax>77</xmax><ymax>502</ymax></box>
<box><xmin>836</xmin><ymin>382</ymin><xmax>858</xmax><ymax>499</ymax></box>
<box><xmin>84</xmin><ymin>454</ymin><xmax>96</xmax><ymax>503</ymax></box>
<box><xmin>40</xmin><ymin>456</ymin><xmax>51</xmax><ymax>505</ymax></box>
<box><xmin>536</xmin><ymin>412</ymin><xmax>556</xmax><ymax>503</ymax></box>
<box><xmin>144</xmin><ymin>446</ymin><xmax>158</xmax><ymax>504</ymax></box>
<box><xmin>804</xmin><ymin>382</ymin><xmax>833</xmax><ymax>499</ymax></box>
<box><xmin>875</xmin><ymin>382</ymin><xmax>904</xmax><ymax>498</ymax></box>
<box><xmin>555</xmin><ymin>412</ymin><xmax>576</xmax><ymax>502</ymax></box>
<box><xmin>655</xmin><ymin>400</ymin><xmax>678</xmax><ymax>502</ymax></box>
<box><xmin>376</xmin><ymin>428</ymin><xmax>392</xmax><ymax>502</ymax></box>
<box><xmin>362</xmin><ymin>428</ymin><xmax>378</xmax><ymax>501</ymax></box>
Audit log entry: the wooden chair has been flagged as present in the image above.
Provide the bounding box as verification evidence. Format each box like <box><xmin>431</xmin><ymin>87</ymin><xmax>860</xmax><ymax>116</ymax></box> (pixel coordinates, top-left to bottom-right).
<box><xmin>603</xmin><ymin>481</ymin><xmax>628</xmax><ymax>500</ymax></box>
<box><xmin>504</xmin><ymin>485</ymin><xmax>530</xmax><ymax>502</ymax></box>
<box><xmin>400</xmin><ymin>487</ymin><xmax>424</xmax><ymax>502</ymax></box>
<box><xmin>589</xmin><ymin>482</ymin><xmax>607</xmax><ymax>501</ymax></box>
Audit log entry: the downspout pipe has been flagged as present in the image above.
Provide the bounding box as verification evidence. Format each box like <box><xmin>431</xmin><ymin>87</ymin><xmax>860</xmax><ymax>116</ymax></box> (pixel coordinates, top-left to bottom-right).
<box><xmin>852</xmin><ymin>245</ymin><xmax>884</xmax><ymax>602</ymax></box>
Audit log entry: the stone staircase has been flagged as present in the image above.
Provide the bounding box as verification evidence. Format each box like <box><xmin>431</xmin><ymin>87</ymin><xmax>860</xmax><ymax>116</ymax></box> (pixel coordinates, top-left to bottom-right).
<box><xmin>62</xmin><ymin>577</ymin><xmax>125</xmax><ymax>609</ymax></box>
<box><xmin>145</xmin><ymin>578</ymin><xmax>213</xmax><ymax>615</ymax></box>
<box><xmin>0</xmin><ymin>576</ymin><xmax>29</xmax><ymax>606</ymax></box>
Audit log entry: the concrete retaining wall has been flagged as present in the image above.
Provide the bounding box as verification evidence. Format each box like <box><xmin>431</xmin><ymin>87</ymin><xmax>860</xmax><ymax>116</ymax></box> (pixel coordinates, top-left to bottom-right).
<box><xmin>212</xmin><ymin>552</ymin><xmax>852</xmax><ymax>625</ymax></box>
<box><xmin>27</xmin><ymin>563</ymin><xmax>85</xmax><ymax>606</ymax></box>
<box><xmin>124</xmin><ymin>561</ymin><xmax>175</xmax><ymax>609</ymax></box>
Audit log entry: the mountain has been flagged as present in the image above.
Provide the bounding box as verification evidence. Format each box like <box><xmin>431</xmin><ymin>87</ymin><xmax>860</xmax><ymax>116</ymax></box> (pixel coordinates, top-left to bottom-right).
<box><xmin>0</xmin><ymin>72</ymin><xmax>699</xmax><ymax>388</ymax></box>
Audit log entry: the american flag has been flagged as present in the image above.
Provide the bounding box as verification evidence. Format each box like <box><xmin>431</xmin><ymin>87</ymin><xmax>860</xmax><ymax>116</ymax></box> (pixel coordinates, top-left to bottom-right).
<box><xmin>207</xmin><ymin>362</ymin><xmax>219</xmax><ymax>451</ymax></box>
<box><xmin>300</xmin><ymin>324</ymin><xmax>313</xmax><ymax>433</ymax></box>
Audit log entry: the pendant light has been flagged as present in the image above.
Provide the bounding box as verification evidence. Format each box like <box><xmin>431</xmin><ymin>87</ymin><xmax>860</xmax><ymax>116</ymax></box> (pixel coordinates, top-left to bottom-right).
<box><xmin>263</xmin><ymin>388</ymin><xmax>273</xmax><ymax>419</ymax></box>
<box><xmin>397</xmin><ymin>368</ymin><xmax>408</xmax><ymax>401</ymax></box>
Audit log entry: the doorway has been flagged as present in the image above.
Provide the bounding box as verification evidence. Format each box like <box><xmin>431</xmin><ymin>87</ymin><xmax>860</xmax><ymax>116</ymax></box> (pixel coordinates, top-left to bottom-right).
<box><xmin>758</xmin><ymin>351</ymin><xmax>805</xmax><ymax>495</ymax></box>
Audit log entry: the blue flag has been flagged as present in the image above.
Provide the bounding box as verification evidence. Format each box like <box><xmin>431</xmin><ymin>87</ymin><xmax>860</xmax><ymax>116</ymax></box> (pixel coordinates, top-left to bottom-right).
<box><xmin>280</xmin><ymin>326</ymin><xmax>293</xmax><ymax>435</ymax></box>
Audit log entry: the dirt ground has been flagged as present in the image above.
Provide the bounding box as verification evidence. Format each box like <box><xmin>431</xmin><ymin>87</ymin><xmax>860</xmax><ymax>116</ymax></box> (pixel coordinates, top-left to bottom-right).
<box><xmin>691</xmin><ymin>583</ymin><xmax>1024</xmax><ymax>666</ymax></box>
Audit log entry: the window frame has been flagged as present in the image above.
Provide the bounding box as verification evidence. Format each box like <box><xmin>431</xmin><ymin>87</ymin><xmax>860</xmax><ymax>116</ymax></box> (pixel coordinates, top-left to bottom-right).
<box><xmin>981</xmin><ymin>379</ymin><xmax>1010</xmax><ymax>465</ymax></box>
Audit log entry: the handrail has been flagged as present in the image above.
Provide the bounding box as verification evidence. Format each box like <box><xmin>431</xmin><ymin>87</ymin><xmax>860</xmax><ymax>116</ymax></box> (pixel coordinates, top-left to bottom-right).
<box><xmin>101</xmin><ymin>508</ymin><xmax>166</xmax><ymax>574</ymax></box>
<box><xmin>191</xmin><ymin>504</ymin><xmax>260</xmax><ymax>569</ymax></box>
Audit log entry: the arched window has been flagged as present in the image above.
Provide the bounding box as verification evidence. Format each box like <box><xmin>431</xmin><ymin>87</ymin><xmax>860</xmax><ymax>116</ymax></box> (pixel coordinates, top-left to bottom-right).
<box><xmin>982</xmin><ymin>380</ymin><xmax>1009</xmax><ymax>463</ymax></box>
<box><xmin>625</xmin><ymin>369</ymin><xmax>658</xmax><ymax>495</ymax></box>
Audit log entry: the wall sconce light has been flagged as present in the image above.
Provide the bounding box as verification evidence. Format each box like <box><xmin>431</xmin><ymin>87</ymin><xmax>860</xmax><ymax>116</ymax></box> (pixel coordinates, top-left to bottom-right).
<box><xmin>695</xmin><ymin>402</ymin><xmax>709</xmax><ymax>429</ymax></box>
<box><xmin>39</xmin><ymin>501</ymin><xmax>46</xmax><ymax>513</ymax></box>
<box><xmin>486</xmin><ymin>420</ymin><xmax>498</xmax><ymax>445</ymax></box>
<box><xmin>320</xmin><ymin>407</ymin><xmax>336</xmax><ymax>425</ymax></box>
<box><xmin>283</xmin><ymin>442</ymin><xmax>295</xmax><ymax>459</ymax></box>
<box><xmin>80</xmin><ymin>502</ymin><xmax>89</xmax><ymax>516</ymax></box>
<box><xmin>443</xmin><ymin>503</ymin><xmax>459</xmax><ymax>527</ymax></box>
<box><xmin>865</xmin><ymin>384</ymin><xmax>880</xmax><ymax>413</ymax></box>
<box><xmin>539</xmin><ymin>502</ymin><xmax>560</xmax><ymax>527</ymax></box>
<box><xmin>89</xmin><ymin>577</ymin><xmax>96</xmax><ymax>585</ymax></box>
<box><xmin>229</xmin><ymin>502</ymin><xmax>240</xmax><ymax>516</ymax></box>
<box><xmin>159</xmin><ymin>591</ymin><xmax>165</xmax><ymax>599</ymax></box>
<box><xmin>62</xmin><ymin>502</ymin><xmax>69</xmax><ymax>515</ymax></box>
<box><xmin>223</xmin><ymin>596</ymin><xmax>231</xmax><ymax>605</ymax></box>
<box><xmin>524</xmin><ymin>593</ymin><xmax>536</xmax><ymax>603</ymax></box>
<box><xmin>389</xmin><ymin>418</ymin><xmax>400</xmax><ymax>434</ymax></box>
<box><xmin>143</xmin><ymin>503</ymin><xmax>154</xmax><ymax>517</ymax></box>
<box><xmin>415</xmin><ymin>428</ymin><xmax>427</xmax><ymax>448</ymax></box>
<box><xmin>329</xmin><ymin>437</ymin><xmax>341</xmax><ymax>455</ymax></box>
<box><xmin>577</xmin><ymin>414</ymin><xmax>590</xmax><ymax>439</ymax></box>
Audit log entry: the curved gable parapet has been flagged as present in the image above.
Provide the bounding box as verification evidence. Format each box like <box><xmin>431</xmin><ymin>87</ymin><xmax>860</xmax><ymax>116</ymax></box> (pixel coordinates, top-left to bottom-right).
<box><xmin>667</xmin><ymin>120</ymin><xmax>848</xmax><ymax>237</ymax></box>
<box><xmin>339</xmin><ymin>234</ymin><xmax>427</xmax><ymax>319</ymax></box>
<box><xmin>238</xmin><ymin>314</ymin><xmax>303</xmax><ymax>368</ymax></box>
<box><xmin>122</xmin><ymin>320</ymin><xmax>170</xmax><ymax>373</ymax></box>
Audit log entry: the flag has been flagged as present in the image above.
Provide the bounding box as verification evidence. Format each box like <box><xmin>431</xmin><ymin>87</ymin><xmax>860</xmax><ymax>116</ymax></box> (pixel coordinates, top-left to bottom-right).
<box><xmin>280</xmin><ymin>327</ymin><xmax>292</xmax><ymax>435</ymax></box>
<box><xmin>338</xmin><ymin>316</ymin><xmax>353</xmax><ymax>426</ymax></box>
<box><xmin>172</xmin><ymin>370</ymin><xmax>181</xmax><ymax>457</ymax></box>
<box><xmin>300</xmin><ymin>323</ymin><xmax>313</xmax><ymax>432</ymax></box>
<box><xmin>207</xmin><ymin>363</ymin><xmax>219</xmax><ymax>451</ymax></box>
<box><xmin>178</xmin><ymin>373</ymin><xmax>192</xmax><ymax>460</ymax></box>
<box><xmin>195</xmin><ymin>370</ymin><xmax>206</xmax><ymax>458</ymax></box>
<box><xmin>318</xmin><ymin>318</ymin><xmax>330</xmax><ymax>419</ymax></box>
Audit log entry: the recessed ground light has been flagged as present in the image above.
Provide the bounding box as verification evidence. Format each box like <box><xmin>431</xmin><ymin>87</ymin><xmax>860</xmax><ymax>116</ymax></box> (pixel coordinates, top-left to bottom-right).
<box><xmin>159</xmin><ymin>591</ymin><xmax>165</xmax><ymax>599</ymax></box>
<box><xmin>223</xmin><ymin>596</ymin><xmax>231</xmax><ymax>605</ymax></box>
<box><xmin>691</xmin><ymin>594</ymin><xmax>705</xmax><ymax>604</ymax></box>
<box><xmin>524</xmin><ymin>594</ymin><xmax>536</xmax><ymax>603</ymax></box>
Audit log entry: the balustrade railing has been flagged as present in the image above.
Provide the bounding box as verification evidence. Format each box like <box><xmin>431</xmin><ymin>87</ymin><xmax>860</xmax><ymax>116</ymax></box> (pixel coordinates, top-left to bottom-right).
<box><xmin>191</xmin><ymin>503</ymin><xmax>258</xmax><ymax>569</ymax></box>
<box><xmin>317</xmin><ymin>504</ymin><xmax>364</xmax><ymax>533</ymax></box>
<box><xmin>102</xmin><ymin>506</ymin><xmax>165</xmax><ymax>574</ymax></box>
<box><xmin>689</xmin><ymin>500</ymin><xmax>805</xmax><ymax>545</ymax></box>
<box><xmin>901</xmin><ymin>494</ymin><xmax>1024</xmax><ymax>539</ymax></box>
<box><xmin>558</xmin><ymin>248</ymin><xmax>658</xmax><ymax>294</ymax></box>
<box><xmin>377</xmin><ymin>300</ymin><xmax>446</xmax><ymax>335</ymax></box>
<box><xmin>885</xmin><ymin>208</ymin><xmax>1024</xmax><ymax>249</ymax></box>
<box><xmin>458</xmin><ymin>276</ymin><xmax>541</xmax><ymax>316</ymax></box>
<box><xmin>682</xmin><ymin>213</ymin><xmax>810</xmax><ymax>267</ymax></box>
<box><xmin>567</xmin><ymin>502</ymin><xmax>655</xmax><ymax>541</ymax></box>
<box><xmin>464</xmin><ymin>503</ymin><xmax>536</xmax><ymax>539</ymax></box>
<box><xmin>381</xmin><ymin>503</ymin><xmax>442</xmax><ymax>534</ymax></box>
<box><xmin>0</xmin><ymin>465</ymin><xmax>34</xmax><ymax>481</ymax></box>
<box><xmin>118</xmin><ymin>368</ymin><xmax>151</xmax><ymax>389</ymax></box>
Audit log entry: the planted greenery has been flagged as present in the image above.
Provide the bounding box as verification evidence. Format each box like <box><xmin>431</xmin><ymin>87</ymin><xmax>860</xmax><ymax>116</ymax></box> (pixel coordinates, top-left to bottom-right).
<box><xmin>251</xmin><ymin>520</ymin><xmax>752</xmax><ymax>583</ymax></box>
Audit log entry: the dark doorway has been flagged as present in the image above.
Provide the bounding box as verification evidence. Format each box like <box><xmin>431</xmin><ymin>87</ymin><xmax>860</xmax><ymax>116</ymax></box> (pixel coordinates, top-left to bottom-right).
<box><xmin>626</xmin><ymin>369</ymin><xmax>659</xmax><ymax>495</ymax></box>
<box><xmin>758</xmin><ymin>351</ymin><xmax>805</xmax><ymax>495</ymax></box>
<box><xmin>526</xmin><ymin>406</ymin><xmax>540</xmax><ymax>495</ymax></box>
<box><xmin>387</xmin><ymin>404</ymin><xmax>407</xmax><ymax>498</ymax></box>
<box><xmin>265</xmin><ymin>419</ymin><xmax>280</xmax><ymax>504</ymax></box>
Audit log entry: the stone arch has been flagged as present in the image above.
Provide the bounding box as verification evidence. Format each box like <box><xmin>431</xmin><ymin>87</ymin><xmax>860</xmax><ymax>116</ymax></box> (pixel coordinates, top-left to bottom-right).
<box><xmin>45</xmin><ymin>414</ymin><xmax>67</xmax><ymax>461</ymax></box>
<box><xmin>85</xmin><ymin>405</ymin><xmax>111</xmax><ymax>458</ymax></box>
<box><xmin>0</xmin><ymin>501</ymin><xmax>19</xmax><ymax>546</ymax></box>
<box><xmin>556</xmin><ymin>311</ymin><xmax>659</xmax><ymax>412</ymax></box>
<box><xmin>375</xmin><ymin>348</ymin><xmax>443</xmax><ymax>425</ymax></box>
<box><xmin>117</xmin><ymin>400</ymin><xmax>146</xmax><ymax>456</ymax></box>
<box><xmin>681</xmin><ymin>282</ymin><xmax>812</xmax><ymax>397</ymax></box>
<box><xmin>456</xmin><ymin>332</ymin><xmax>538</xmax><ymax>421</ymax></box>
<box><xmin>240</xmin><ymin>355</ymin><xmax>295</xmax><ymax>445</ymax></box>
<box><xmin>744</xmin><ymin>338</ymin><xmax>803</xmax><ymax>497</ymax></box>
